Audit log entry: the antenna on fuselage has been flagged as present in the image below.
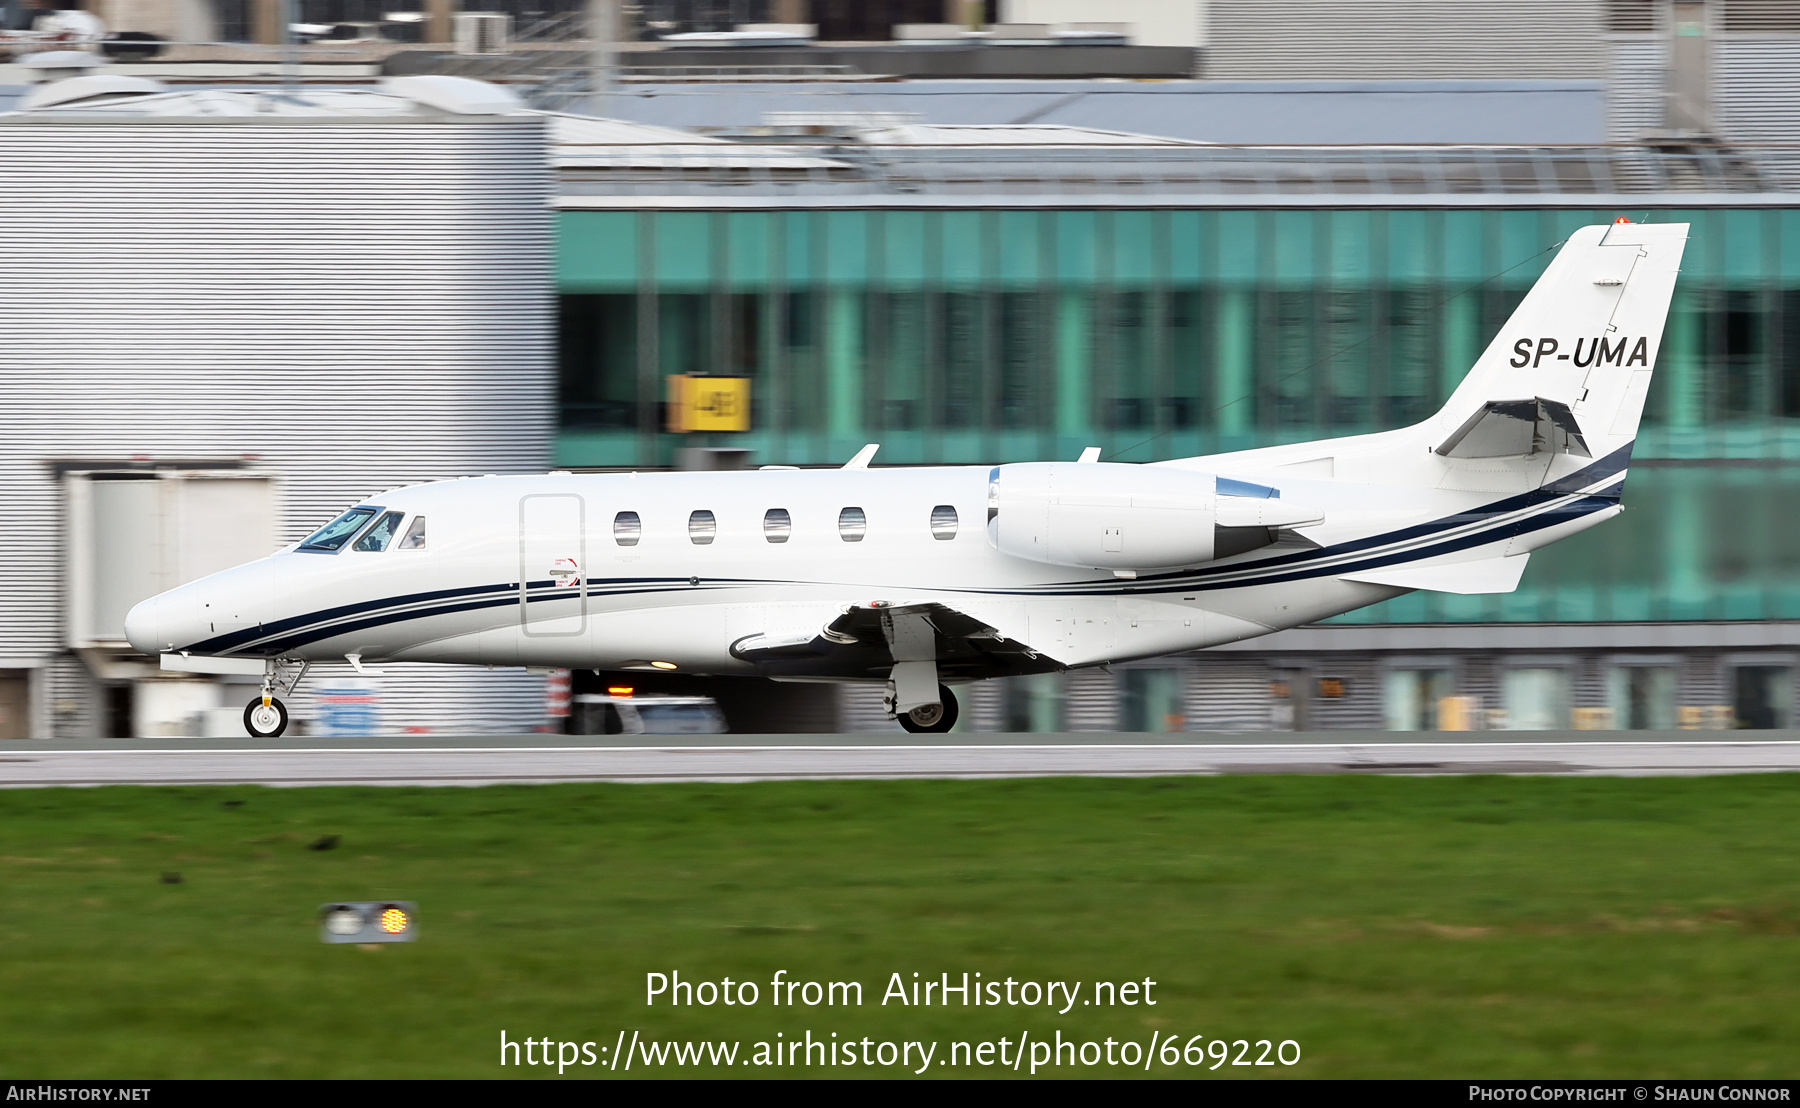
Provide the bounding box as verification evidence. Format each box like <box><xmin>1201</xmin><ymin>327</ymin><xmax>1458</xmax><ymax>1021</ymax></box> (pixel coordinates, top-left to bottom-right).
<box><xmin>842</xmin><ymin>444</ymin><xmax>880</xmax><ymax>469</ymax></box>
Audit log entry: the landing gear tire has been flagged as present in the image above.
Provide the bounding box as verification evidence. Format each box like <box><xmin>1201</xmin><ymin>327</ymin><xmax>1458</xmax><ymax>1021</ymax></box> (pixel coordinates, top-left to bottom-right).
<box><xmin>897</xmin><ymin>685</ymin><xmax>958</xmax><ymax>734</ymax></box>
<box><xmin>244</xmin><ymin>697</ymin><xmax>288</xmax><ymax>739</ymax></box>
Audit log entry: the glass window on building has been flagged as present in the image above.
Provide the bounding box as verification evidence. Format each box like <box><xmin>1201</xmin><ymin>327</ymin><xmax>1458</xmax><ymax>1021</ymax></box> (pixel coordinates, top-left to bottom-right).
<box><xmin>1003</xmin><ymin>673</ymin><xmax>1065</xmax><ymax>733</ymax></box>
<box><xmin>1503</xmin><ymin>667</ymin><xmax>1571</xmax><ymax>731</ymax></box>
<box><xmin>1384</xmin><ymin>668</ymin><xmax>1453</xmax><ymax>731</ymax></box>
<box><xmin>1607</xmin><ymin>665</ymin><xmax>1678</xmax><ymax>730</ymax></box>
<box><xmin>554</xmin><ymin>207</ymin><xmax>1800</xmax><ymax>629</ymax></box>
<box><xmin>559</xmin><ymin>294</ymin><xmax>640</xmax><ymax>431</ymax></box>
<box><xmin>1733</xmin><ymin>665</ymin><xmax>1794</xmax><ymax>730</ymax></box>
<box><xmin>1121</xmin><ymin>668</ymin><xmax>1185</xmax><ymax>733</ymax></box>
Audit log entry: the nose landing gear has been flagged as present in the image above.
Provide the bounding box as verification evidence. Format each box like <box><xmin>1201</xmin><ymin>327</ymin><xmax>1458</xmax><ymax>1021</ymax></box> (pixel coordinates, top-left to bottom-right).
<box><xmin>244</xmin><ymin>696</ymin><xmax>288</xmax><ymax>738</ymax></box>
<box><xmin>244</xmin><ymin>658</ymin><xmax>309</xmax><ymax>739</ymax></box>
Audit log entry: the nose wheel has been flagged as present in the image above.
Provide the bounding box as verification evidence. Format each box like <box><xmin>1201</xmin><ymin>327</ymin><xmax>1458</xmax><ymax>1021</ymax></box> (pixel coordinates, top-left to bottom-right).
<box><xmin>244</xmin><ymin>696</ymin><xmax>289</xmax><ymax>739</ymax></box>
<box><xmin>897</xmin><ymin>685</ymin><xmax>958</xmax><ymax>734</ymax></box>
<box><xmin>243</xmin><ymin>657</ymin><xmax>307</xmax><ymax>739</ymax></box>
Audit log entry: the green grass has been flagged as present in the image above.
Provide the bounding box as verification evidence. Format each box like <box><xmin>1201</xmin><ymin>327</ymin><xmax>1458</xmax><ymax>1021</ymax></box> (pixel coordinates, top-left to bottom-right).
<box><xmin>3</xmin><ymin>775</ymin><xmax>1800</xmax><ymax>1078</ymax></box>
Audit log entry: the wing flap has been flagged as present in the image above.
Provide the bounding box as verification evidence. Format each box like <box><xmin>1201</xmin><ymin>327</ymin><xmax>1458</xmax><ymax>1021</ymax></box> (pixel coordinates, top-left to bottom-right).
<box><xmin>1341</xmin><ymin>554</ymin><xmax>1530</xmax><ymax>595</ymax></box>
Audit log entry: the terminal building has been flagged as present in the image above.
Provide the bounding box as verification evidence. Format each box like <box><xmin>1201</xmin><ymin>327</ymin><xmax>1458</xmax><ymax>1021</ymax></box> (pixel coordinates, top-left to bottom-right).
<box><xmin>546</xmin><ymin>3</ymin><xmax>1800</xmax><ymax>733</ymax></box>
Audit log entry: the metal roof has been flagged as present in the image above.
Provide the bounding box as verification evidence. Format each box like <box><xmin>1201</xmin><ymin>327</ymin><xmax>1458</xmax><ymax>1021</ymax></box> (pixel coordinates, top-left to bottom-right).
<box><xmin>590</xmin><ymin>79</ymin><xmax>1610</xmax><ymax>146</ymax></box>
<box><xmin>0</xmin><ymin>77</ymin><xmax>533</xmax><ymax>121</ymax></box>
<box><xmin>553</xmin><ymin>134</ymin><xmax>1799</xmax><ymax>207</ymax></box>
<box><xmin>846</xmin><ymin>122</ymin><xmax>1208</xmax><ymax>146</ymax></box>
<box><xmin>544</xmin><ymin>110</ymin><xmax>850</xmax><ymax>171</ymax></box>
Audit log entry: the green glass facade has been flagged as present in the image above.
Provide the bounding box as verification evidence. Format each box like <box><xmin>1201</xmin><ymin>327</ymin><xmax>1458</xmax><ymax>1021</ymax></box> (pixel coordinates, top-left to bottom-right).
<box><xmin>556</xmin><ymin>206</ymin><xmax>1800</xmax><ymax>624</ymax></box>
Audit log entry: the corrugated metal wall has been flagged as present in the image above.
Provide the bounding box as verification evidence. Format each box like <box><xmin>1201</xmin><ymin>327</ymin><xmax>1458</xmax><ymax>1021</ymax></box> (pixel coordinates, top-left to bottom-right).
<box><xmin>0</xmin><ymin>117</ymin><xmax>557</xmax><ymax>737</ymax></box>
<box><xmin>965</xmin><ymin>680</ymin><xmax>1006</xmax><ymax>732</ymax></box>
<box><xmin>1184</xmin><ymin>658</ymin><xmax>1269</xmax><ymax>731</ymax></box>
<box><xmin>1062</xmin><ymin>669</ymin><xmax>1118</xmax><ymax>731</ymax></box>
<box><xmin>1607</xmin><ymin>37</ymin><xmax>1667</xmax><ymax>140</ymax></box>
<box><xmin>840</xmin><ymin>684</ymin><xmax>902</xmax><ymax>732</ymax></box>
<box><xmin>1606</xmin><ymin>12</ymin><xmax>1800</xmax><ymax>188</ymax></box>
<box><xmin>1204</xmin><ymin>0</ymin><xmax>1606</xmax><ymax>80</ymax></box>
<box><xmin>1718</xmin><ymin>38</ymin><xmax>1800</xmax><ymax>187</ymax></box>
<box><xmin>1308</xmin><ymin>655</ymin><xmax>1384</xmax><ymax>731</ymax></box>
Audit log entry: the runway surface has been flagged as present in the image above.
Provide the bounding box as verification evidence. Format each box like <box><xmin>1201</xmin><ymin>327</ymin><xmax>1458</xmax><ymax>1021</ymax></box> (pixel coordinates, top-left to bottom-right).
<box><xmin>5</xmin><ymin>731</ymin><xmax>1800</xmax><ymax>786</ymax></box>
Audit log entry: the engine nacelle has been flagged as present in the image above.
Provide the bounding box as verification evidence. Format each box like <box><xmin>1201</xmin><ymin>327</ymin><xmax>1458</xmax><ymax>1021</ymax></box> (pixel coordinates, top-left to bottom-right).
<box><xmin>986</xmin><ymin>462</ymin><xmax>1220</xmax><ymax>571</ymax></box>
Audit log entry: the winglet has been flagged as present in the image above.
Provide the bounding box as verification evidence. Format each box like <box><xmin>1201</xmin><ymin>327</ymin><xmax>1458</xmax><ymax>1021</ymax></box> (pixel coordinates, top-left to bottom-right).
<box><xmin>842</xmin><ymin>444</ymin><xmax>879</xmax><ymax>469</ymax></box>
<box><xmin>1077</xmin><ymin>446</ymin><xmax>1102</xmax><ymax>463</ymax></box>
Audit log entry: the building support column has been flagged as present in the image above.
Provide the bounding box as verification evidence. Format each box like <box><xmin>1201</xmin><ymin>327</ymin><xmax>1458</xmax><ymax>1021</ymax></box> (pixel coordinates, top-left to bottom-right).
<box><xmin>826</xmin><ymin>289</ymin><xmax>862</xmax><ymax>445</ymax></box>
<box><xmin>586</xmin><ymin>0</ymin><xmax>616</xmax><ymax>112</ymax></box>
<box><xmin>1214</xmin><ymin>286</ymin><xmax>1252</xmax><ymax>437</ymax></box>
<box><xmin>1663</xmin><ymin>287</ymin><xmax>1704</xmax><ymax>431</ymax></box>
<box><xmin>1054</xmin><ymin>288</ymin><xmax>1092</xmax><ymax>447</ymax></box>
<box><xmin>1440</xmin><ymin>291</ymin><xmax>1479</xmax><ymax>399</ymax></box>
<box><xmin>251</xmin><ymin>0</ymin><xmax>283</xmax><ymax>45</ymax></box>
<box><xmin>425</xmin><ymin>0</ymin><xmax>455</xmax><ymax>44</ymax></box>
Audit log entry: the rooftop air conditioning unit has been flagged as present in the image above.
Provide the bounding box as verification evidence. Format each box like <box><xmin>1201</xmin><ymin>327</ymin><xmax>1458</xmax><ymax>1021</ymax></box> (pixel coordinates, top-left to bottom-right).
<box><xmin>453</xmin><ymin>12</ymin><xmax>509</xmax><ymax>55</ymax></box>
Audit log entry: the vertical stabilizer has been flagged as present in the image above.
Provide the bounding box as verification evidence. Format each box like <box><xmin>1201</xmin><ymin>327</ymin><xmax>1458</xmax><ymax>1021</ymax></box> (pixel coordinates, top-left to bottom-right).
<box><xmin>1429</xmin><ymin>221</ymin><xmax>1687</xmax><ymax>465</ymax></box>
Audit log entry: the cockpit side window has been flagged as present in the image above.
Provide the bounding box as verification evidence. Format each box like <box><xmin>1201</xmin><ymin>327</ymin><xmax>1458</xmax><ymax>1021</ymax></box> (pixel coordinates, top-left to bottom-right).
<box><xmin>398</xmin><ymin>515</ymin><xmax>427</xmax><ymax>550</ymax></box>
<box><xmin>298</xmin><ymin>507</ymin><xmax>378</xmax><ymax>553</ymax></box>
<box><xmin>353</xmin><ymin>511</ymin><xmax>406</xmax><ymax>552</ymax></box>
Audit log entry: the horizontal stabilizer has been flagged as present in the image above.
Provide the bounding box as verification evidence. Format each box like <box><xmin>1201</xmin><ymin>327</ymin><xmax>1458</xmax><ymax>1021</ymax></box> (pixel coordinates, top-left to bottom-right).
<box><xmin>1341</xmin><ymin>554</ymin><xmax>1530</xmax><ymax>595</ymax></box>
<box><xmin>1435</xmin><ymin>397</ymin><xmax>1591</xmax><ymax>459</ymax></box>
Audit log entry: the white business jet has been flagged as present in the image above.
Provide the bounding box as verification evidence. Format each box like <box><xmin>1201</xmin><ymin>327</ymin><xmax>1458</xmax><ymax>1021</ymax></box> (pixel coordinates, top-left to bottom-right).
<box><xmin>126</xmin><ymin>221</ymin><xmax>1685</xmax><ymax>737</ymax></box>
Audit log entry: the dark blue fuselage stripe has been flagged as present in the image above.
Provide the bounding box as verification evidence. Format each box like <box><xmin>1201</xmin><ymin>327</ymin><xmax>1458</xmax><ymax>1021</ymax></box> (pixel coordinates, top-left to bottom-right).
<box><xmin>189</xmin><ymin>446</ymin><xmax>1632</xmax><ymax>656</ymax></box>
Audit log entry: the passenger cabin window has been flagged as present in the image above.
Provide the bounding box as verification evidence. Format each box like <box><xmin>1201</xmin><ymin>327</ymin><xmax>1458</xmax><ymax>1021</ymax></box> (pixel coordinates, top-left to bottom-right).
<box><xmin>398</xmin><ymin>515</ymin><xmax>426</xmax><ymax>550</ymax></box>
<box><xmin>614</xmin><ymin>511</ymin><xmax>641</xmax><ymax>547</ymax></box>
<box><xmin>689</xmin><ymin>510</ymin><xmax>716</xmax><ymax>545</ymax></box>
<box><xmin>763</xmin><ymin>508</ymin><xmax>791</xmax><ymax>543</ymax></box>
<box><xmin>298</xmin><ymin>506</ymin><xmax>378</xmax><ymax>553</ymax></box>
<box><xmin>838</xmin><ymin>506</ymin><xmax>866</xmax><ymax>542</ymax></box>
<box><xmin>353</xmin><ymin>511</ymin><xmax>405</xmax><ymax>552</ymax></box>
<box><xmin>930</xmin><ymin>504</ymin><xmax>958</xmax><ymax>540</ymax></box>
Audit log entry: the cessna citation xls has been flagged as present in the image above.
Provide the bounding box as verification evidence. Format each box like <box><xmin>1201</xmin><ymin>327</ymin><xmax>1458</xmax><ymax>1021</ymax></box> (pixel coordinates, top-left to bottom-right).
<box><xmin>127</xmin><ymin>221</ymin><xmax>1685</xmax><ymax>737</ymax></box>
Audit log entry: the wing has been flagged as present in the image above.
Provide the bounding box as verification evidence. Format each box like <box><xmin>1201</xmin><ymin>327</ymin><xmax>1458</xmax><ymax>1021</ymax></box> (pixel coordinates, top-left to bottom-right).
<box><xmin>729</xmin><ymin>601</ymin><xmax>1058</xmax><ymax>682</ymax></box>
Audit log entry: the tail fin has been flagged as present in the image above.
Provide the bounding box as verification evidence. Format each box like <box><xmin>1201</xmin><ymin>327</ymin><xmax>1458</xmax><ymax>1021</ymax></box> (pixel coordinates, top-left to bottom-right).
<box><xmin>1429</xmin><ymin>221</ymin><xmax>1688</xmax><ymax>465</ymax></box>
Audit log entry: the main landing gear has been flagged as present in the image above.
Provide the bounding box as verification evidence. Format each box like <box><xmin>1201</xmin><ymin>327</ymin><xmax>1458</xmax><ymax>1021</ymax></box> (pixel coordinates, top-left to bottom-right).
<box><xmin>896</xmin><ymin>684</ymin><xmax>959</xmax><ymax>734</ymax></box>
<box><xmin>244</xmin><ymin>658</ymin><xmax>309</xmax><ymax>739</ymax></box>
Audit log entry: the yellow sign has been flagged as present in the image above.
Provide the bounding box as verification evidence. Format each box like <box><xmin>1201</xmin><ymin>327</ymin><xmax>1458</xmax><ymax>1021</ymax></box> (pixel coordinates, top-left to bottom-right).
<box><xmin>667</xmin><ymin>375</ymin><xmax>751</xmax><ymax>433</ymax></box>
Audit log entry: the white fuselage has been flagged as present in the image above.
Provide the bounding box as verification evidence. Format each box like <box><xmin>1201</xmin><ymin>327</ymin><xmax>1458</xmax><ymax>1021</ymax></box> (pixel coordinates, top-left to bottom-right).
<box><xmin>121</xmin><ymin>451</ymin><xmax>1622</xmax><ymax>680</ymax></box>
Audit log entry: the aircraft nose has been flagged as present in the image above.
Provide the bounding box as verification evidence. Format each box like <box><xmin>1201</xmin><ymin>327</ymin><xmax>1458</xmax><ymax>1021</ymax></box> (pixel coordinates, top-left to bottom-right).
<box><xmin>125</xmin><ymin>593</ymin><xmax>174</xmax><ymax>656</ymax></box>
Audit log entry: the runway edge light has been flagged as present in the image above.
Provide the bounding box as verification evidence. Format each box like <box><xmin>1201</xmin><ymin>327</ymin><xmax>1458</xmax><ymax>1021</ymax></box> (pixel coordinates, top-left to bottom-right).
<box><xmin>319</xmin><ymin>901</ymin><xmax>418</xmax><ymax>944</ymax></box>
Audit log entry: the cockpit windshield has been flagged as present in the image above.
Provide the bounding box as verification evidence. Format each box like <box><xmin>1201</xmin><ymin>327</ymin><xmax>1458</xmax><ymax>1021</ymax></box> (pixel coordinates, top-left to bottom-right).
<box><xmin>298</xmin><ymin>507</ymin><xmax>379</xmax><ymax>553</ymax></box>
<box><xmin>353</xmin><ymin>511</ymin><xmax>406</xmax><ymax>552</ymax></box>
